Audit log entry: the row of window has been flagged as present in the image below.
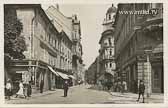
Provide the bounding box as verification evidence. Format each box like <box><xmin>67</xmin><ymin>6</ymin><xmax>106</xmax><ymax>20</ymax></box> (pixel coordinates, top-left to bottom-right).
<box><xmin>104</xmin><ymin>48</ymin><xmax>114</xmax><ymax>56</ymax></box>
<box><xmin>105</xmin><ymin>62</ymin><xmax>116</xmax><ymax>69</ymax></box>
<box><xmin>36</xmin><ymin>16</ymin><xmax>73</xmax><ymax>70</ymax></box>
<box><xmin>103</xmin><ymin>37</ymin><xmax>114</xmax><ymax>47</ymax></box>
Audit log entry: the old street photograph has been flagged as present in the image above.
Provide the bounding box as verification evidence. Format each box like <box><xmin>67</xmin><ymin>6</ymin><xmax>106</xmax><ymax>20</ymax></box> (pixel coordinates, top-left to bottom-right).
<box><xmin>4</xmin><ymin>3</ymin><xmax>164</xmax><ymax>104</ymax></box>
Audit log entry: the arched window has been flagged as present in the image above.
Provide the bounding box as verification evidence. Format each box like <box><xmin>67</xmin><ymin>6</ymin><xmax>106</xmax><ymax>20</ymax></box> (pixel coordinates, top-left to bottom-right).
<box><xmin>110</xmin><ymin>49</ymin><xmax>112</xmax><ymax>56</ymax></box>
<box><xmin>108</xmin><ymin>38</ymin><xmax>112</xmax><ymax>46</ymax></box>
<box><xmin>110</xmin><ymin>63</ymin><xmax>112</xmax><ymax>67</ymax></box>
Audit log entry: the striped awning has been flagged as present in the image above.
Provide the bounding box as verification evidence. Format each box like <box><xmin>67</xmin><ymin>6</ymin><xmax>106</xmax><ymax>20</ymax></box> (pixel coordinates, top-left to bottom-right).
<box><xmin>68</xmin><ymin>75</ymin><xmax>76</xmax><ymax>79</ymax></box>
<box><xmin>56</xmin><ymin>71</ymin><xmax>69</xmax><ymax>79</ymax></box>
<box><xmin>153</xmin><ymin>44</ymin><xmax>163</xmax><ymax>53</ymax></box>
<box><xmin>48</xmin><ymin>66</ymin><xmax>59</xmax><ymax>76</ymax></box>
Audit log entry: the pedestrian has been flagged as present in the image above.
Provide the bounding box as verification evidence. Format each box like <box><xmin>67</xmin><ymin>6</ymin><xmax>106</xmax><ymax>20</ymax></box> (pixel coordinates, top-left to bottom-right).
<box><xmin>121</xmin><ymin>80</ymin><xmax>124</xmax><ymax>94</ymax></box>
<box><xmin>15</xmin><ymin>80</ymin><xmax>25</xmax><ymax>98</ymax></box>
<box><xmin>98</xmin><ymin>80</ymin><xmax>102</xmax><ymax>90</ymax></box>
<box><xmin>136</xmin><ymin>80</ymin><xmax>145</xmax><ymax>103</ymax></box>
<box><xmin>27</xmin><ymin>81</ymin><xmax>32</xmax><ymax>97</ymax></box>
<box><xmin>122</xmin><ymin>80</ymin><xmax>127</xmax><ymax>93</ymax></box>
<box><xmin>5</xmin><ymin>79</ymin><xmax>12</xmax><ymax>100</ymax></box>
<box><xmin>40</xmin><ymin>80</ymin><xmax>44</xmax><ymax>93</ymax></box>
<box><xmin>63</xmin><ymin>80</ymin><xmax>69</xmax><ymax>97</ymax></box>
<box><xmin>23</xmin><ymin>83</ymin><xmax>28</xmax><ymax>99</ymax></box>
<box><xmin>118</xmin><ymin>80</ymin><xmax>121</xmax><ymax>92</ymax></box>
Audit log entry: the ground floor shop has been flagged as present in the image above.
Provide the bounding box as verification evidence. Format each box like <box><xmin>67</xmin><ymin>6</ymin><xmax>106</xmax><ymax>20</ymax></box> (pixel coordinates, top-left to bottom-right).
<box><xmin>117</xmin><ymin>54</ymin><xmax>163</xmax><ymax>93</ymax></box>
<box><xmin>5</xmin><ymin>59</ymin><xmax>76</xmax><ymax>94</ymax></box>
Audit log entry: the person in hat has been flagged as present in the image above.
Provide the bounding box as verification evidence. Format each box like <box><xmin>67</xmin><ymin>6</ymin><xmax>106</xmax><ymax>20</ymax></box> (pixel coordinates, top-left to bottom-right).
<box><xmin>137</xmin><ymin>80</ymin><xmax>145</xmax><ymax>103</ymax></box>
<box><xmin>63</xmin><ymin>80</ymin><xmax>69</xmax><ymax>97</ymax></box>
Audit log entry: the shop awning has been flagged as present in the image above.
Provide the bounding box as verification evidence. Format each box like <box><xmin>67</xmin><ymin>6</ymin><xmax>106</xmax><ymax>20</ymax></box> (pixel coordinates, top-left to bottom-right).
<box><xmin>48</xmin><ymin>66</ymin><xmax>59</xmax><ymax>76</ymax></box>
<box><xmin>57</xmin><ymin>71</ymin><xmax>69</xmax><ymax>79</ymax></box>
<box><xmin>68</xmin><ymin>75</ymin><xmax>76</xmax><ymax>79</ymax></box>
<box><xmin>153</xmin><ymin>44</ymin><xmax>163</xmax><ymax>53</ymax></box>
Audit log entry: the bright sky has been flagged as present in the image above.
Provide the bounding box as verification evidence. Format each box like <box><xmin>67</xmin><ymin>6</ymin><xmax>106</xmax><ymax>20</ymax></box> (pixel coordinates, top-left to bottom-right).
<box><xmin>42</xmin><ymin>4</ymin><xmax>117</xmax><ymax>69</ymax></box>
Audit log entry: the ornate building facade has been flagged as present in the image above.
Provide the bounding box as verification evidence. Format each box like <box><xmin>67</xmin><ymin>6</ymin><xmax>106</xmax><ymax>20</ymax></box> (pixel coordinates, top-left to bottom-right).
<box><xmin>45</xmin><ymin>6</ymin><xmax>83</xmax><ymax>85</ymax></box>
<box><xmin>98</xmin><ymin>4</ymin><xmax>116</xmax><ymax>83</ymax></box>
<box><xmin>5</xmin><ymin>4</ymin><xmax>83</xmax><ymax>93</ymax></box>
<box><xmin>114</xmin><ymin>3</ymin><xmax>163</xmax><ymax>94</ymax></box>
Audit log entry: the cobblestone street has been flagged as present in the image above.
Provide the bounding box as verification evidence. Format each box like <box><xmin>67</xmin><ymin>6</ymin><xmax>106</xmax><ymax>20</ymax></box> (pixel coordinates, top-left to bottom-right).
<box><xmin>5</xmin><ymin>85</ymin><xmax>164</xmax><ymax>104</ymax></box>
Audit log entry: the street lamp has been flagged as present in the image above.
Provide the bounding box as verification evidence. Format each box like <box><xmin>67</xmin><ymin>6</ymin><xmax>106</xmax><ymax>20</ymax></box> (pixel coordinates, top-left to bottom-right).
<box><xmin>144</xmin><ymin>49</ymin><xmax>152</xmax><ymax>98</ymax></box>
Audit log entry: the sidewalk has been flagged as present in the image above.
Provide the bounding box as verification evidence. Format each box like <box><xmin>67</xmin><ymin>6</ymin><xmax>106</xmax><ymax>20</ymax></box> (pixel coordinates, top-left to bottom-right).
<box><xmin>5</xmin><ymin>85</ymin><xmax>83</xmax><ymax>103</ymax></box>
<box><xmin>5</xmin><ymin>89</ymin><xmax>63</xmax><ymax>103</ymax></box>
<box><xmin>109</xmin><ymin>92</ymin><xmax>164</xmax><ymax>103</ymax></box>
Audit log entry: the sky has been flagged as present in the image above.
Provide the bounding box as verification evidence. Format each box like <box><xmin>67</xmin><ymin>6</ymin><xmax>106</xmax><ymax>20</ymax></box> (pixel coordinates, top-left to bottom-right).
<box><xmin>42</xmin><ymin>4</ymin><xmax>117</xmax><ymax>69</ymax></box>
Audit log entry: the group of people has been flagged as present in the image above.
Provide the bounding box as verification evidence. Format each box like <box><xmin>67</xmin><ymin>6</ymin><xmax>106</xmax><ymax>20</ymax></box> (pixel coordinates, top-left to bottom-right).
<box><xmin>5</xmin><ymin>79</ymin><xmax>32</xmax><ymax>100</ymax></box>
<box><xmin>15</xmin><ymin>80</ymin><xmax>32</xmax><ymax>99</ymax></box>
<box><xmin>97</xmin><ymin>79</ymin><xmax>145</xmax><ymax>103</ymax></box>
<box><xmin>114</xmin><ymin>80</ymin><xmax>127</xmax><ymax>93</ymax></box>
<box><xmin>97</xmin><ymin>80</ymin><xmax>127</xmax><ymax>93</ymax></box>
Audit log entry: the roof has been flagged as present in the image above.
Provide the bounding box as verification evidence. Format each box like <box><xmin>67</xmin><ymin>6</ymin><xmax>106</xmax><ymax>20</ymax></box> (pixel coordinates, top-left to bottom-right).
<box><xmin>106</xmin><ymin>4</ymin><xmax>117</xmax><ymax>14</ymax></box>
<box><xmin>45</xmin><ymin>6</ymin><xmax>73</xmax><ymax>41</ymax></box>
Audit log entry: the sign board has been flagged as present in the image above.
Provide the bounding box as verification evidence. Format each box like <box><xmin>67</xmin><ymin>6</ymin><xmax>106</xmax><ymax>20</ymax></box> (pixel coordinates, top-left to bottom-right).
<box><xmin>16</xmin><ymin>71</ymin><xmax>27</xmax><ymax>73</ymax></box>
<box><xmin>21</xmin><ymin>71</ymin><xmax>31</xmax><ymax>84</ymax></box>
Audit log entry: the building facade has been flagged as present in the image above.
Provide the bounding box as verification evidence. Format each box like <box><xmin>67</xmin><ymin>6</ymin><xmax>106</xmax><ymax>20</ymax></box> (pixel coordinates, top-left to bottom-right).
<box><xmin>5</xmin><ymin>4</ymin><xmax>83</xmax><ymax>93</ymax></box>
<box><xmin>45</xmin><ymin>6</ymin><xmax>83</xmax><ymax>85</ymax></box>
<box><xmin>114</xmin><ymin>3</ymin><xmax>163</xmax><ymax>94</ymax></box>
<box><xmin>85</xmin><ymin>57</ymin><xmax>99</xmax><ymax>84</ymax></box>
<box><xmin>98</xmin><ymin>4</ymin><xmax>116</xmax><ymax>84</ymax></box>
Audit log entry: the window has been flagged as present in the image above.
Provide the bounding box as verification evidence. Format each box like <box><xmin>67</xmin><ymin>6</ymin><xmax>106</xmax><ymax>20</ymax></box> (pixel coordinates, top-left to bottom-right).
<box><xmin>55</xmin><ymin>40</ymin><xmax>57</xmax><ymax>48</ymax></box>
<box><xmin>110</xmin><ymin>63</ymin><xmax>112</xmax><ymax>67</ymax></box>
<box><xmin>110</xmin><ymin>49</ymin><xmax>112</xmax><ymax>56</ymax></box>
<box><xmin>108</xmin><ymin>38</ymin><xmax>112</xmax><ymax>46</ymax></box>
<box><xmin>109</xmin><ymin>14</ymin><xmax>111</xmax><ymax>20</ymax></box>
<box><xmin>48</xmin><ymin>34</ymin><xmax>51</xmax><ymax>43</ymax></box>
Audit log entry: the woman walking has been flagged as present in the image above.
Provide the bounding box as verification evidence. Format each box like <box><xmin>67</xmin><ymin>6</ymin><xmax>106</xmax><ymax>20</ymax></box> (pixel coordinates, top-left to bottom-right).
<box><xmin>15</xmin><ymin>80</ymin><xmax>25</xmax><ymax>98</ymax></box>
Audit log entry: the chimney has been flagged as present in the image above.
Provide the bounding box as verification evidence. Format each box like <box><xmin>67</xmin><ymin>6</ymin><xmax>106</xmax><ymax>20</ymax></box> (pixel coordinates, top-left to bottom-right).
<box><xmin>55</xmin><ymin>4</ymin><xmax>59</xmax><ymax>10</ymax></box>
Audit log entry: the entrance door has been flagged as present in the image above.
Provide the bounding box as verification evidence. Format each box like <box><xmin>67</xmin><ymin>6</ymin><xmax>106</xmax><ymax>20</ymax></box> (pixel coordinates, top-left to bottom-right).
<box><xmin>152</xmin><ymin>65</ymin><xmax>163</xmax><ymax>93</ymax></box>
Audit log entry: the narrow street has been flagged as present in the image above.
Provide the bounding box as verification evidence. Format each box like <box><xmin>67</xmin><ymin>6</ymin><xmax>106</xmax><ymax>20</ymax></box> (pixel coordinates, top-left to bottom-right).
<box><xmin>5</xmin><ymin>85</ymin><xmax>163</xmax><ymax>104</ymax></box>
<box><xmin>6</xmin><ymin>85</ymin><xmax>111</xmax><ymax>104</ymax></box>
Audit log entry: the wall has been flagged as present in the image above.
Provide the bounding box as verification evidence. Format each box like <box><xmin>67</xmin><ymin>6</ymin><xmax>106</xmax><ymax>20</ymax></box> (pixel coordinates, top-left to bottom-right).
<box><xmin>16</xmin><ymin>8</ymin><xmax>35</xmax><ymax>59</ymax></box>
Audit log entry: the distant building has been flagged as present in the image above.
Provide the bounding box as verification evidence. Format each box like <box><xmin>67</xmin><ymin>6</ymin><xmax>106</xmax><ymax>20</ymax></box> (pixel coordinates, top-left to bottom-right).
<box><xmin>4</xmin><ymin>4</ymin><xmax>83</xmax><ymax>93</ymax></box>
<box><xmin>114</xmin><ymin>3</ymin><xmax>163</xmax><ymax>93</ymax></box>
<box><xmin>85</xmin><ymin>57</ymin><xmax>99</xmax><ymax>84</ymax></box>
<box><xmin>98</xmin><ymin>4</ymin><xmax>116</xmax><ymax>83</ymax></box>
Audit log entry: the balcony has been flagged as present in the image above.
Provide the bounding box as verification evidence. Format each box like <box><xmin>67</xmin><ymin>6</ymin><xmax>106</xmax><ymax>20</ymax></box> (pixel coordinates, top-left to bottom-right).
<box><xmin>99</xmin><ymin>55</ymin><xmax>115</xmax><ymax>62</ymax></box>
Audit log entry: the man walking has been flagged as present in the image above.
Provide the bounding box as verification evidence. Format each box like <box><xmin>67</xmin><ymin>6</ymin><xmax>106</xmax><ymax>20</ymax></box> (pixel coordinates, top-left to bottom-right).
<box><xmin>136</xmin><ymin>80</ymin><xmax>145</xmax><ymax>103</ymax></box>
<box><xmin>63</xmin><ymin>80</ymin><xmax>69</xmax><ymax>97</ymax></box>
<box><xmin>40</xmin><ymin>80</ymin><xmax>44</xmax><ymax>93</ymax></box>
<box><xmin>27</xmin><ymin>81</ymin><xmax>32</xmax><ymax>97</ymax></box>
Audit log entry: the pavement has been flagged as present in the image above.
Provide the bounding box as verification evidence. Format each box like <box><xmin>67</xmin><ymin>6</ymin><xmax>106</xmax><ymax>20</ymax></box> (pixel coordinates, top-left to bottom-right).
<box><xmin>108</xmin><ymin>92</ymin><xmax>164</xmax><ymax>104</ymax></box>
<box><xmin>5</xmin><ymin>84</ymin><xmax>164</xmax><ymax>104</ymax></box>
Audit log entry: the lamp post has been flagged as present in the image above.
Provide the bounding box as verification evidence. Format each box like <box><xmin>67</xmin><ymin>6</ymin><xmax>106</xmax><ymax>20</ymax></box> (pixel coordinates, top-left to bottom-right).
<box><xmin>144</xmin><ymin>49</ymin><xmax>152</xmax><ymax>98</ymax></box>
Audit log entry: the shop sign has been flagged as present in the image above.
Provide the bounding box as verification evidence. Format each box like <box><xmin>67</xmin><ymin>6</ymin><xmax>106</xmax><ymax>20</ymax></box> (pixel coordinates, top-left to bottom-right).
<box><xmin>16</xmin><ymin>71</ymin><xmax>27</xmax><ymax>73</ymax></box>
<box><xmin>22</xmin><ymin>71</ymin><xmax>31</xmax><ymax>84</ymax></box>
